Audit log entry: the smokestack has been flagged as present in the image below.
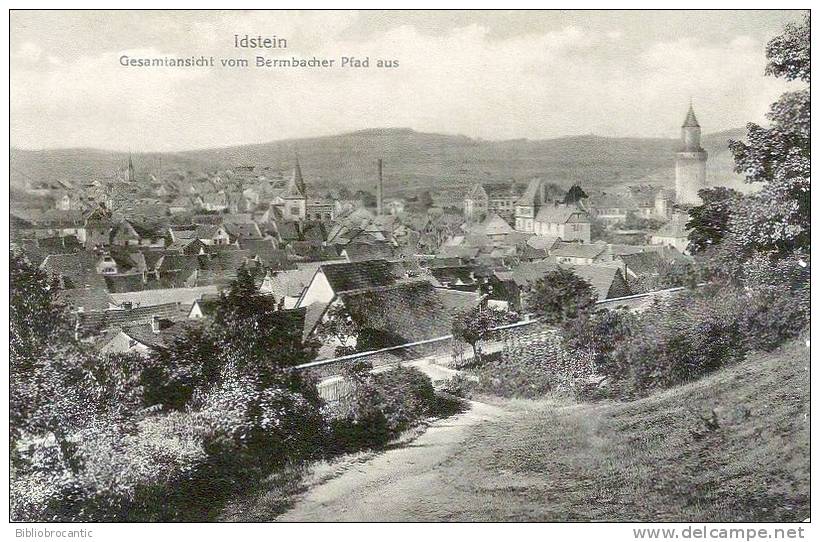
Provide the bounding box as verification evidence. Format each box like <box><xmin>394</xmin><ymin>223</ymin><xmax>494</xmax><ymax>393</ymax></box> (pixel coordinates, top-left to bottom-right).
<box><xmin>377</xmin><ymin>159</ymin><xmax>384</xmax><ymax>216</ymax></box>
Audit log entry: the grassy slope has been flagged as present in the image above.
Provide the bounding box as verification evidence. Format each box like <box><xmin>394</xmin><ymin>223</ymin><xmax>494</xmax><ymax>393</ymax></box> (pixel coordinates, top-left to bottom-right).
<box><xmin>444</xmin><ymin>338</ymin><xmax>810</xmax><ymax>521</ymax></box>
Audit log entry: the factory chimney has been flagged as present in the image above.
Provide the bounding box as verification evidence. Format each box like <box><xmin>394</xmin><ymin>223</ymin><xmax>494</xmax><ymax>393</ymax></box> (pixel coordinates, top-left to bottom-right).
<box><xmin>376</xmin><ymin>159</ymin><xmax>384</xmax><ymax>216</ymax></box>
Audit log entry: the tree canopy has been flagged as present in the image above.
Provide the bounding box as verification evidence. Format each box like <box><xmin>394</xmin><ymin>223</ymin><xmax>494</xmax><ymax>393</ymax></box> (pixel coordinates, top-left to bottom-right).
<box><xmin>724</xmin><ymin>14</ymin><xmax>810</xmax><ymax>259</ymax></box>
<box><xmin>526</xmin><ymin>268</ymin><xmax>597</xmax><ymax>324</ymax></box>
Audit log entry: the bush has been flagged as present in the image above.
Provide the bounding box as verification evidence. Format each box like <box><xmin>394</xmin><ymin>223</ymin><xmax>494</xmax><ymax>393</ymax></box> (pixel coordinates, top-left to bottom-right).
<box><xmin>11</xmin><ymin>412</ymin><xmax>207</xmax><ymax>521</ymax></box>
<box><xmin>440</xmin><ymin>373</ymin><xmax>474</xmax><ymax>398</ymax></box>
<box><xmin>474</xmin><ymin>351</ymin><xmax>565</xmax><ymax>399</ymax></box>
<box><xmin>329</xmin><ymin>365</ymin><xmax>437</xmax><ymax>452</ymax></box>
<box><xmin>740</xmin><ymin>287</ymin><xmax>808</xmax><ymax>352</ymax></box>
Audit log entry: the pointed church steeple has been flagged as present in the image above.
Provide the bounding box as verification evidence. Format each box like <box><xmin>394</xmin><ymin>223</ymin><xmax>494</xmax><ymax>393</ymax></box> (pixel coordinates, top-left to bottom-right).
<box><xmin>127</xmin><ymin>154</ymin><xmax>135</xmax><ymax>182</ymax></box>
<box><xmin>291</xmin><ymin>156</ymin><xmax>306</xmax><ymax>196</ymax></box>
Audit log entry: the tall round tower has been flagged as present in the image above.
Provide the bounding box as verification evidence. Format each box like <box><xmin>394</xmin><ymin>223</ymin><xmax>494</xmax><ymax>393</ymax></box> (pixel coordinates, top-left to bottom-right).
<box><xmin>675</xmin><ymin>103</ymin><xmax>708</xmax><ymax>205</ymax></box>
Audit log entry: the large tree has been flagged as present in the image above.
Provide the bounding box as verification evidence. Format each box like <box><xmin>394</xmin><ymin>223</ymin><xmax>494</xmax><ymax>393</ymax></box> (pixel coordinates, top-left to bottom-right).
<box><xmin>10</xmin><ymin>250</ymin><xmax>139</xmax><ymax>471</ymax></box>
<box><xmin>686</xmin><ymin>187</ymin><xmax>742</xmax><ymax>254</ymax></box>
<box><xmin>727</xmin><ymin>14</ymin><xmax>809</xmax><ymax>258</ymax></box>
<box><xmin>525</xmin><ymin>268</ymin><xmax>597</xmax><ymax>324</ymax></box>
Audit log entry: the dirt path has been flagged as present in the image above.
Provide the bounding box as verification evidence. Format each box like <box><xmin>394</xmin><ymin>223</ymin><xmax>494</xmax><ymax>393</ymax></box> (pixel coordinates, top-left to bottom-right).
<box><xmin>276</xmin><ymin>400</ymin><xmax>507</xmax><ymax>522</ymax></box>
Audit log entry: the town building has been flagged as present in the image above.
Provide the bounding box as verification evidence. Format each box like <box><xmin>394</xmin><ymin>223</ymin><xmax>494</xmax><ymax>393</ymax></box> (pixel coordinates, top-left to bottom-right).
<box><xmin>533</xmin><ymin>203</ymin><xmax>591</xmax><ymax>242</ymax></box>
<box><xmin>650</xmin><ymin>212</ymin><xmax>691</xmax><ymax>253</ymax></box>
<box><xmin>514</xmin><ymin>178</ymin><xmax>564</xmax><ymax>233</ymax></box>
<box><xmin>464</xmin><ymin>183</ymin><xmax>520</xmax><ymax>222</ymax></box>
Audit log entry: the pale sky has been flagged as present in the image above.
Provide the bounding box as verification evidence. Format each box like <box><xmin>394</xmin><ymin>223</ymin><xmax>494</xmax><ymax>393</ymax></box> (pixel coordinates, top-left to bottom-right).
<box><xmin>10</xmin><ymin>10</ymin><xmax>805</xmax><ymax>152</ymax></box>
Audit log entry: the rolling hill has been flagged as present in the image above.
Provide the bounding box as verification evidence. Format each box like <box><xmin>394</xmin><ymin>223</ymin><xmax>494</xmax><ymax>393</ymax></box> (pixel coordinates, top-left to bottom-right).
<box><xmin>10</xmin><ymin>127</ymin><xmax>749</xmax><ymax>201</ymax></box>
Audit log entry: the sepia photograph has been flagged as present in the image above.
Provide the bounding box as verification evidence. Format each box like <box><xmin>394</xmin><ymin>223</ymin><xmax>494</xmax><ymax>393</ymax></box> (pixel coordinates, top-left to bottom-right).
<box><xmin>7</xmin><ymin>7</ymin><xmax>812</xmax><ymax>533</ymax></box>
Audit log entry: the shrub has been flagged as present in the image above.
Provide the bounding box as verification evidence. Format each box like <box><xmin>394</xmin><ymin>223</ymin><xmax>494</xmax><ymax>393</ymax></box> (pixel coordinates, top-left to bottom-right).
<box><xmin>475</xmin><ymin>359</ymin><xmax>555</xmax><ymax>399</ymax></box>
<box><xmin>562</xmin><ymin>308</ymin><xmax>635</xmax><ymax>379</ymax></box>
<box><xmin>740</xmin><ymin>287</ymin><xmax>808</xmax><ymax>352</ymax></box>
<box><xmin>440</xmin><ymin>373</ymin><xmax>474</xmax><ymax>398</ymax></box>
<box><xmin>620</xmin><ymin>288</ymin><xmax>748</xmax><ymax>395</ymax></box>
<box><xmin>329</xmin><ymin>365</ymin><xmax>437</xmax><ymax>452</ymax></box>
<box><xmin>372</xmin><ymin>366</ymin><xmax>437</xmax><ymax>433</ymax></box>
<box><xmin>11</xmin><ymin>412</ymin><xmax>207</xmax><ymax>521</ymax></box>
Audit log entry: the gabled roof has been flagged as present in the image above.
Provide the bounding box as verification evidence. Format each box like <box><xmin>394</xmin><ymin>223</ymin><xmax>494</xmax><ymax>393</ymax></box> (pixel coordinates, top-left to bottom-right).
<box><xmin>511</xmin><ymin>261</ymin><xmax>627</xmax><ymax>300</ymax></box>
<box><xmin>200</xmin><ymin>249</ymin><xmax>251</xmax><ymax>273</ymax></box>
<box><xmin>194</xmin><ymin>224</ymin><xmax>228</xmax><ymax>239</ymax></box>
<box><xmin>78</xmin><ymin>301</ymin><xmax>190</xmax><ymax>335</ymax></box>
<box><xmin>429</xmin><ymin>265</ymin><xmax>476</xmax><ymax>285</ymax></box>
<box><xmin>300</xmin><ymin>221</ymin><xmax>327</xmax><ymax>242</ymax></box>
<box><xmin>551</xmin><ymin>242</ymin><xmax>607</xmax><ymax>260</ymax></box>
<box><xmin>239</xmin><ymin>238</ymin><xmax>288</xmax><ymax>269</ymax></box>
<box><xmin>562</xmin><ymin>263</ymin><xmax>627</xmax><ymax>300</ymax></box>
<box><xmin>41</xmin><ymin>252</ymin><xmax>107</xmax><ymax>289</ymax></box>
<box><xmin>320</xmin><ymin>259</ymin><xmax>397</xmax><ymax>293</ymax></box>
<box><xmin>265</xmin><ymin>263</ymin><xmax>323</xmax><ymax>299</ymax></box>
<box><xmin>55</xmin><ymin>287</ymin><xmax>115</xmax><ymax>312</ymax></box>
<box><xmin>470</xmin><ymin>213</ymin><xmax>514</xmax><ymax>237</ymax></box>
<box><xmin>619</xmin><ymin>251</ymin><xmax>667</xmax><ymax>275</ymax></box>
<box><xmin>535</xmin><ymin>204</ymin><xmax>589</xmax><ymax>224</ymax></box>
<box><xmin>188</xmin><ymin>294</ymin><xmax>223</xmax><ymax>319</ymax></box>
<box><xmin>515</xmin><ymin>244</ymin><xmax>549</xmax><ymax>260</ymax></box>
<box><xmin>30</xmin><ymin>209</ymin><xmax>85</xmax><ymax>227</ymax></box>
<box><xmin>337</xmin><ymin>280</ymin><xmax>453</xmax><ymax>345</ymax></box>
<box><xmin>274</xmin><ymin>220</ymin><xmax>300</xmax><ymax>241</ymax></box>
<box><xmin>109</xmin><ymin>285</ymin><xmax>220</xmax><ymax>308</ymax></box>
<box><xmin>342</xmin><ymin>243</ymin><xmax>395</xmax><ymax>262</ymax></box>
<box><xmin>104</xmin><ymin>273</ymin><xmax>146</xmax><ymax>293</ymax></box>
<box><xmin>301</xmin><ymin>301</ymin><xmax>330</xmax><ymax>342</ymax></box>
<box><xmin>288</xmin><ymin>241</ymin><xmax>341</xmax><ymax>262</ymax></box>
<box><xmin>438</xmin><ymin>245</ymin><xmax>480</xmax><ymax>259</ymax></box>
<box><xmin>125</xmin><ymin>220</ymin><xmax>164</xmax><ymax>240</ymax></box>
<box><xmin>436</xmin><ymin>288</ymin><xmax>480</xmax><ymax>313</ymax></box>
<box><xmin>526</xmin><ymin>235</ymin><xmax>561</xmax><ymax>251</ymax></box>
<box><xmin>156</xmin><ymin>253</ymin><xmax>200</xmax><ymax>273</ymax></box>
<box><xmin>223</xmin><ymin>222</ymin><xmax>262</xmax><ymax>240</ymax></box>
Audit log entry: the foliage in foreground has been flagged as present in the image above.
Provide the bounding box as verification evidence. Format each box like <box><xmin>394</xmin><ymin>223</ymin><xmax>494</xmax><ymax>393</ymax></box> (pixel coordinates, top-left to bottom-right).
<box><xmin>327</xmin><ymin>363</ymin><xmax>439</xmax><ymax>453</ymax></box>
<box><xmin>10</xmin><ymin>260</ymin><xmax>443</xmax><ymax>521</ymax></box>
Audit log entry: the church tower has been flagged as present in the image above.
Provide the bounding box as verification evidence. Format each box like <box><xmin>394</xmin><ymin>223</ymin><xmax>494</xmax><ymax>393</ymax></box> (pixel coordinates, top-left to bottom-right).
<box><xmin>126</xmin><ymin>154</ymin><xmax>136</xmax><ymax>182</ymax></box>
<box><xmin>675</xmin><ymin>103</ymin><xmax>708</xmax><ymax>205</ymax></box>
<box><xmin>283</xmin><ymin>156</ymin><xmax>307</xmax><ymax>220</ymax></box>
<box><xmin>291</xmin><ymin>156</ymin><xmax>307</xmax><ymax>196</ymax></box>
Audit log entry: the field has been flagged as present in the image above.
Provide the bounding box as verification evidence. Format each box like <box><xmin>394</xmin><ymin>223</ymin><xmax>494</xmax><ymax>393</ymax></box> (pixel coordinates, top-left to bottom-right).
<box><xmin>261</xmin><ymin>337</ymin><xmax>809</xmax><ymax>522</ymax></box>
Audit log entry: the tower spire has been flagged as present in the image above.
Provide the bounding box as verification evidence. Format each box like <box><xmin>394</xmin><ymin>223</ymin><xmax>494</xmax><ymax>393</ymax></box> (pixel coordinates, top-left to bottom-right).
<box><xmin>291</xmin><ymin>154</ymin><xmax>306</xmax><ymax>196</ymax></box>
<box><xmin>683</xmin><ymin>100</ymin><xmax>699</xmax><ymax>128</ymax></box>
<box><xmin>127</xmin><ymin>153</ymin><xmax>135</xmax><ymax>182</ymax></box>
